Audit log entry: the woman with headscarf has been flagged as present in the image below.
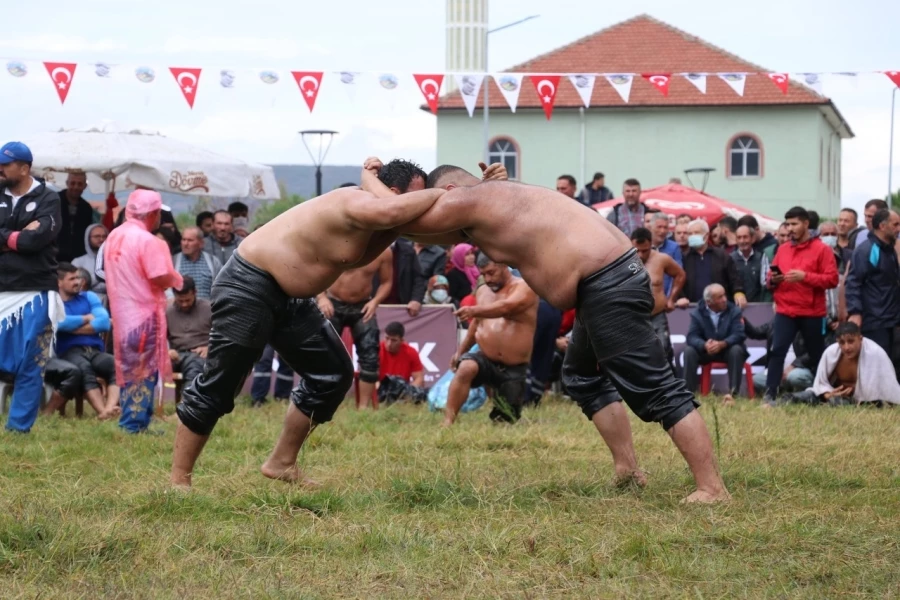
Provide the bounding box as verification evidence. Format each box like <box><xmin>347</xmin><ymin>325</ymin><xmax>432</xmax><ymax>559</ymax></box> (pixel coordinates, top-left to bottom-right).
<box><xmin>446</xmin><ymin>243</ymin><xmax>479</xmax><ymax>307</ymax></box>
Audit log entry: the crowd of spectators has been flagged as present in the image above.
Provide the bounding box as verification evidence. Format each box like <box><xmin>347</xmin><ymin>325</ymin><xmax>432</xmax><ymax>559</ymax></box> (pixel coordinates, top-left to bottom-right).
<box><xmin>2</xmin><ymin>141</ymin><xmax>897</xmax><ymax>435</ymax></box>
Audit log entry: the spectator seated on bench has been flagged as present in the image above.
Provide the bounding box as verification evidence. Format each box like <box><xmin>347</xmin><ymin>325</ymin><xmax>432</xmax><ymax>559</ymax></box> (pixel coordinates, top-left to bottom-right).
<box><xmin>166</xmin><ymin>276</ymin><xmax>211</xmax><ymax>392</ymax></box>
<box><xmin>55</xmin><ymin>262</ymin><xmax>119</xmax><ymax>419</ymax></box>
<box><xmin>683</xmin><ymin>283</ymin><xmax>749</xmax><ymax>403</ymax></box>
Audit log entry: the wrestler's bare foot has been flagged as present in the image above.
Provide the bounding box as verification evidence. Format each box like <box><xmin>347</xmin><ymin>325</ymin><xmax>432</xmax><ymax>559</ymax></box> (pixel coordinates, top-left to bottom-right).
<box><xmin>170</xmin><ymin>471</ymin><xmax>192</xmax><ymax>490</ymax></box>
<box><xmin>681</xmin><ymin>488</ymin><xmax>732</xmax><ymax>504</ymax></box>
<box><xmin>722</xmin><ymin>394</ymin><xmax>736</xmax><ymax>407</ymax></box>
<box><xmin>260</xmin><ymin>461</ymin><xmax>320</xmax><ymax>486</ymax></box>
<box><xmin>613</xmin><ymin>467</ymin><xmax>648</xmax><ymax>488</ymax></box>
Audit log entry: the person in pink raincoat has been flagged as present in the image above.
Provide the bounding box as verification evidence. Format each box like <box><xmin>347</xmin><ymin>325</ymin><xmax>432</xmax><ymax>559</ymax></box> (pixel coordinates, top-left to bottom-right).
<box><xmin>103</xmin><ymin>190</ymin><xmax>183</xmax><ymax>432</ymax></box>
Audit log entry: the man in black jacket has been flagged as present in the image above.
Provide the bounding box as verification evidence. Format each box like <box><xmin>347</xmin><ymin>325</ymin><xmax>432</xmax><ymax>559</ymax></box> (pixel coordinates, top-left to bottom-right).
<box><xmin>0</xmin><ymin>141</ymin><xmax>63</xmax><ymax>433</ymax></box>
<box><xmin>845</xmin><ymin>208</ymin><xmax>900</xmax><ymax>357</ymax></box>
<box><xmin>682</xmin><ymin>284</ymin><xmax>748</xmax><ymax>401</ymax></box>
<box><xmin>386</xmin><ymin>238</ymin><xmax>427</xmax><ymax>316</ymax></box>
<box><xmin>56</xmin><ymin>172</ymin><xmax>96</xmax><ymax>263</ymax></box>
<box><xmin>676</xmin><ymin>218</ymin><xmax>746</xmax><ymax>308</ymax></box>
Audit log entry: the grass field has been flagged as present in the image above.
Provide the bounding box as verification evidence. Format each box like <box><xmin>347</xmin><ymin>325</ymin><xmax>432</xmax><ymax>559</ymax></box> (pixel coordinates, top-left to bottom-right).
<box><xmin>1</xmin><ymin>395</ymin><xmax>898</xmax><ymax>599</ymax></box>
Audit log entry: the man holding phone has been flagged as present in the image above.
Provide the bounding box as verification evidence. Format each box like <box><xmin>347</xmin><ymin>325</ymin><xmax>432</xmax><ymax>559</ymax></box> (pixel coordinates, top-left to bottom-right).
<box><xmin>764</xmin><ymin>206</ymin><xmax>839</xmax><ymax>403</ymax></box>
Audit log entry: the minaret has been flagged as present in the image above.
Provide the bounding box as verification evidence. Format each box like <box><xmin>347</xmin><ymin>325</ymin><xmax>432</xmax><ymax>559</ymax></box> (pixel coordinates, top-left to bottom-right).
<box><xmin>445</xmin><ymin>0</ymin><xmax>488</xmax><ymax>92</ymax></box>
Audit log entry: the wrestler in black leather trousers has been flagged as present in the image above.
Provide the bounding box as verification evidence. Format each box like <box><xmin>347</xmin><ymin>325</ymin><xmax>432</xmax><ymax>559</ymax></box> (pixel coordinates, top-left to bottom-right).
<box><xmin>562</xmin><ymin>249</ymin><xmax>699</xmax><ymax>431</ymax></box>
<box><xmin>177</xmin><ymin>254</ymin><xmax>353</xmax><ymax>436</ymax></box>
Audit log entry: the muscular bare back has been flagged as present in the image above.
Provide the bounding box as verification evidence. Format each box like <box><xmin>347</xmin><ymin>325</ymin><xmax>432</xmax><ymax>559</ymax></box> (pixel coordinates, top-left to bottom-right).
<box><xmin>238</xmin><ymin>186</ymin><xmax>441</xmax><ymax>299</ymax></box>
<box><xmin>473</xmin><ymin>277</ymin><xmax>539</xmax><ymax>365</ymax></box>
<box><xmin>400</xmin><ymin>181</ymin><xmax>633</xmax><ymax>309</ymax></box>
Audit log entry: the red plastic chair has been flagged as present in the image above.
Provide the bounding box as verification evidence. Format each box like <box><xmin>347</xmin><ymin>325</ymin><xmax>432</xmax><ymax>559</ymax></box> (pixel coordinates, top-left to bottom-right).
<box><xmin>341</xmin><ymin>328</ymin><xmax>378</xmax><ymax>409</ymax></box>
<box><xmin>700</xmin><ymin>362</ymin><xmax>755</xmax><ymax>397</ymax></box>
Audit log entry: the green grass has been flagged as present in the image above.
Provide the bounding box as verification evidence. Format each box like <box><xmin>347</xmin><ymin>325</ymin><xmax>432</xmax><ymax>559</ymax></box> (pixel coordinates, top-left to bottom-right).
<box><xmin>1</xmin><ymin>395</ymin><xmax>898</xmax><ymax>598</ymax></box>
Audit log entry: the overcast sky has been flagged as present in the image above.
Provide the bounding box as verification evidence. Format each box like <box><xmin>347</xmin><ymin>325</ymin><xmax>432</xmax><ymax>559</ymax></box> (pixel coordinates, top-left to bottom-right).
<box><xmin>2</xmin><ymin>0</ymin><xmax>899</xmax><ymax>214</ymax></box>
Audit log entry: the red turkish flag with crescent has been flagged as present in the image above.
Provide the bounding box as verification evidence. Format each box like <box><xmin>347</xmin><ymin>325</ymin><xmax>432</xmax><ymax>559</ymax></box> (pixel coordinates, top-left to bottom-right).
<box><xmin>642</xmin><ymin>73</ymin><xmax>671</xmax><ymax>97</ymax></box>
<box><xmin>414</xmin><ymin>74</ymin><xmax>444</xmax><ymax>114</ymax></box>
<box><xmin>886</xmin><ymin>71</ymin><xmax>900</xmax><ymax>89</ymax></box>
<box><xmin>170</xmin><ymin>67</ymin><xmax>202</xmax><ymax>108</ymax></box>
<box><xmin>529</xmin><ymin>75</ymin><xmax>561</xmax><ymax>120</ymax></box>
<box><xmin>291</xmin><ymin>71</ymin><xmax>324</xmax><ymax>112</ymax></box>
<box><xmin>44</xmin><ymin>62</ymin><xmax>77</xmax><ymax>104</ymax></box>
<box><xmin>767</xmin><ymin>73</ymin><xmax>790</xmax><ymax>95</ymax></box>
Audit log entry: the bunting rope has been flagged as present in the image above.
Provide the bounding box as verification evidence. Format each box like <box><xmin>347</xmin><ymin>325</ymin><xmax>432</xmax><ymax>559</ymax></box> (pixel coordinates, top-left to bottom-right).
<box><xmin>5</xmin><ymin>58</ymin><xmax>899</xmax><ymax>120</ymax></box>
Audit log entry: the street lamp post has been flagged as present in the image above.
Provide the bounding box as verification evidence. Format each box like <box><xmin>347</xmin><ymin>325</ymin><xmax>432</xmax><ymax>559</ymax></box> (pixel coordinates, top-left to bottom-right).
<box><xmin>482</xmin><ymin>15</ymin><xmax>540</xmax><ymax>164</ymax></box>
<box><xmin>889</xmin><ymin>87</ymin><xmax>898</xmax><ymax>207</ymax></box>
<box><xmin>300</xmin><ymin>129</ymin><xmax>338</xmax><ymax>197</ymax></box>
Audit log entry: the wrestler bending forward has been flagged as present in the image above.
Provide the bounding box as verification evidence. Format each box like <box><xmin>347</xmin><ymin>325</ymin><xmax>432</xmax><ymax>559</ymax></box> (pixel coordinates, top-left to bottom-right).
<box><xmin>170</xmin><ymin>179</ymin><xmax>447</xmax><ymax>488</ymax></box>
<box><xmin>379</xmin><ymin>168</ymin><xmax>730</xmax><ymax>503</ymax></box>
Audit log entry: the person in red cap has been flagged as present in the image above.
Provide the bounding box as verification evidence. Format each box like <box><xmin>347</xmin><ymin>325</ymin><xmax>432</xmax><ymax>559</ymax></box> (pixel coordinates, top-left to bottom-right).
<box><xmin>0</xmin><ymin>141</ymin><xmax>64</xmax><ymax>433</ymax></box>
<box><xmin>103</xmin><ymin>189</ymin><xmax>183</xmax><ymax>433</ymax></box>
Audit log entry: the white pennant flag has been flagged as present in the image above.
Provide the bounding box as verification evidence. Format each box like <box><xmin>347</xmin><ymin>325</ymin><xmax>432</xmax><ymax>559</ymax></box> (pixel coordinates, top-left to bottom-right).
<box><xmin>492</xmin><ymin>73</ymin><xmax>523</xmax><ymax>112</ymax></box>
<box><xmin>454</xmin><ymin>73</ymin><xmax>484</xmax><ymax>117</ymax></box>
<box><xmin>336</xmin><ymin>71</ymin><xmax>360</xmax><ymax>102</ymax></box>
<box><xmin>718</xmin><ymin>73</ymin><xmax>747</xmax><ymax>96</ymax></box>
<box><xmin>568</xmin><ymin>74</ymin><xmax>596</xmax><ymax>107</ymax></box>
<box><xmin>682</xmin><ymin>72</ymin><xmax>707</xmax><ymax>94</ymax></box>
<box><xmin>798</xmin><ymin>73</ymin><xmax>823</xmax><ymax>94</ymax></box>
<box><xmin>833</xmin><ymin>71</ymin><xmax>859</xmax><ymax>89</ymax></box>
<box><xmin>605</xmin><ymin>74</ymin><xmax>633</xmax><ymax>103</ymax></box>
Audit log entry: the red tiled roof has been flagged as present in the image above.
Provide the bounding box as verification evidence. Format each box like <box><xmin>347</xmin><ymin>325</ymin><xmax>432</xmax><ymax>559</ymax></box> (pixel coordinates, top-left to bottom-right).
<box><xmin>434</xmin><ymin>14</ymin><xmax>829</xmax><ymax>112</ymax></box>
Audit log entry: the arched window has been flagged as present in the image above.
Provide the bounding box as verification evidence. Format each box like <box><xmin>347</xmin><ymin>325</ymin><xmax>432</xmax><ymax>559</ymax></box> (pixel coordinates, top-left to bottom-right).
<box><xmin>488</xmin><ymin>137</ymin><xmax>519</xmax><ymax>180</ymax></box>
<box><xmin>727</xmin><ymin>134</ymin><xmax>762</xmax><ymax>178</ymax></box>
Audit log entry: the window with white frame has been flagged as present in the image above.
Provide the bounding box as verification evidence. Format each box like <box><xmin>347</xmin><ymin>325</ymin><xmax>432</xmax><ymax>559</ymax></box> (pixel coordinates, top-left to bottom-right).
<box><xmin>728</xmin><ymin>135</ymin><xmax>762</xmax><ymax>178</ymax></box>
<box><xmin>488</xmin><ymin>137</ymin><xmax>519</xmax><ymax>180</ymax></box>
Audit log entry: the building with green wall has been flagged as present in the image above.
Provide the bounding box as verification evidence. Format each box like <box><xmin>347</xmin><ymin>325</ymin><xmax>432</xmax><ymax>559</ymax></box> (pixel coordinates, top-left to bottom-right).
<box><xmin>432</xmin><ymin>15</ymin><xmax>853</xmax><ymax>220</ymax></box>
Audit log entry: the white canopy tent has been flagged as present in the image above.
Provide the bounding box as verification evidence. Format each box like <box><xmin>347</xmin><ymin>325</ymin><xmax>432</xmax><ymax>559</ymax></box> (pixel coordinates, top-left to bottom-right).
<box><xmin>23</xmin><ymin>122</ymin><xmax>280</xmax><ymax>200</ymax></box>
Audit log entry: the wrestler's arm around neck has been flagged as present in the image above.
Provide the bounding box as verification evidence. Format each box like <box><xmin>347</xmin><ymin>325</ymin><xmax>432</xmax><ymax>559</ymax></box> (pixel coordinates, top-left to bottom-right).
<box><xmin>344</xmin><ymin>188</ymin><xmax>446</xmax><ymax>231</ymax></box>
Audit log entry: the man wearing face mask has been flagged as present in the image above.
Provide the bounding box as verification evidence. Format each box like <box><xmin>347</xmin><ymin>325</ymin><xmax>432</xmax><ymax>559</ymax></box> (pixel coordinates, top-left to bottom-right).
<box><xmin>844</xmin><ymin>209</ymin><xmax>900</xmax><ymax>358</ymax></box>
<box><xmin>675</xmin><ymin>219</ymin><xmax>745</xmax><ymax>309</ymax></box>
<box><xmin>228</xmin><ymin>202</ymin><xmax>250</xmax><ymax>238</ymax></box>
<box><xmin>817</xmin><ymin>221</ymin><xmax>845</xmax><ymax>273</ymax></box>
<box><xmin>424</xmin><ymin>275</ymin><xmax>452</xmax><ymax>304</ymax></box>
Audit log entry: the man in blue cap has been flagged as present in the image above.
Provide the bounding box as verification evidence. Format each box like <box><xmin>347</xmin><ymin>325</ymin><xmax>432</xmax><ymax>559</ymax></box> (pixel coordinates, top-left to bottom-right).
<box><xmin>0</xmin><ymin>141</ymin><xmax>63</xmax><ymax>433</ymax></box>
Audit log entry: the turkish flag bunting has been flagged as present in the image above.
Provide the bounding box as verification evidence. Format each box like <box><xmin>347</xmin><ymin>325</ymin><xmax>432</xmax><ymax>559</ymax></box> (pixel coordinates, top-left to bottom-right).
<box><xmin>170</xmin><ymin>67</ymin><xmax>202</xmax><ymax>108</ymax></box>
<box><xmin>530</xmin><ymin>75</ymin><xmax>561</xmax><ymax>120</ymax></box>
<box><xmin>291</xmin><ymin>71</ymin><xmax>324</xmax><ymax>112</ymax></box>
<box><xmin>767</xmin><ymin>73</ymin><xmax>790</xmax><ymax>94</ymax></box>
<box><xmin>414</xmin><ymin>74</ymin><xmax>444</xmax><ymax>114</ymax></box>
<box><xmin>44</xmin><ymin>62</ymin><xmax>77</xmax><ymax>104</ymax></box>
<box><xmin>642</xmin><ymin>74</ymin><xmax>671</xmax><ymax>97</ymax></box>
<box><xmin>885</xmin><ymin>71</ymin><xmax>900</xmax><ymax>89</ymax></box>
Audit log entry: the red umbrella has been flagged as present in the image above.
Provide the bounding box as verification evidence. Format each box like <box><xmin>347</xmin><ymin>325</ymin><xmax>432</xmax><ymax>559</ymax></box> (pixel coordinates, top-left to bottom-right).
<box><xmin>592</xmin><ymin>183</ymin><xmax>779</xmax><ymax>231</ymax></box>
